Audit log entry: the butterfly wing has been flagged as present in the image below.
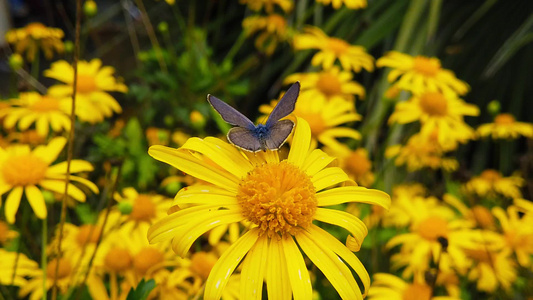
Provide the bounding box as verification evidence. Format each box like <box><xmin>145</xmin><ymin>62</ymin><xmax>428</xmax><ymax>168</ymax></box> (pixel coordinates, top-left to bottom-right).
<box><xmin>208</xmin><ymin>95</ymin><xmax>256</xmax><ymax>130</ymax></box>
<box><xmin>227</xmin><ymin>127</ymin><xmax>263</xmax><ymax>152</ymax></box>
<box><xmin>266</xmin><ymin>82</ymin><xmax>300</xmax><ymax>127</ymax></box>
<box><xmin>263</xmin><ymin>119</ymin><xmax>295</xmax><ymax>150</ymax></box>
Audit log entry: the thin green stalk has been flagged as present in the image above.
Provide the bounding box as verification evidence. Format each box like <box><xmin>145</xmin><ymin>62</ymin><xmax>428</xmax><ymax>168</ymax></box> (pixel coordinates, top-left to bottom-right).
<box><xmin>394</xmin><ymin>0</ymin><xmax>428</xmax><ymax>52</ymax></box>
<box><xmin>135</xmin><ymin>0</ymin><xmax>168</xmax><ymax>73</ymax></box>
<box><xmin>42</xmin><ymin>217</ymin><xmax>48</xmax><ymax>300</ymax></box>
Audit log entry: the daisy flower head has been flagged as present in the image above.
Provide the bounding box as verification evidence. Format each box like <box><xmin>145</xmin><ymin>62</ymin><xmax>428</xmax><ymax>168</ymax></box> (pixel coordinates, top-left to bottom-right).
<box><xmin>0</xmin><ymin>249</ymin><xmax>38</xmax><ymax>287</ymax></box>
<box><xmin>464</xmin><ymin>244</ymin><xmax>517</xmax><ymax>293</ymax></box>
<box><xmin>0</xmin><ymin>92</ymin><xmax>70</xmax><ymax>137</ymax></box>
<box><xmin>147</xmin><ymin>117</ymin><xmax>391</xmax><ymax>300</ymax></box>
<box><xmin>389</xmin><ymin>91</ymin><xmax>479</xmax><ymax>150</ymax></box>
<box><xmin>242</xmin><ymin>14</ymin><xmax>291</xmax><ymax>55</ymax></box>
<box><xmin>376</xmin><ymin>51</ymin><xmax>469</xmax><ymax>96</ymax></box>
<box><xmin>326</xmin><ymin>146</ymin><xmax>374</xmax><ymax>187</ymax></box>
<box><xmin>260</xmin><ymin>93</ymin><xmax>361</xmax><ymax>152</ymax></box>
<box><xmin>0</xmin><ymin>137</ymin><xmax>99</xmax><ymax>223</ymax></box>
<box><xmin>44</xmin><ymin>59</ymin><xmax>128</xmax><ymax>123</ymax></box>
<box><xmin>464</xmin><ymin>169</ymin><xmax>524</xmax><ymax>200</ymax></box>
<box><xmin>492</xmin><ymin>205</ymin><xmax>533</xmax><ymax>268</ymax></box>
<box><xmin>368</xmin><ymin>272</ymin><xmax>459</xmax><ymax>300</ymax></box>
<box><xmin>293</xmin><ymin>26</ymin><xmax>374</xmax><ymax>72</ymax></box>
<box><xmin>317</xmin><ymin>0</ymin><xmax>367</xmax><ymax>10</ymax></box>
<box><xmin>285</xmin><ymin>67</ymin><xmax>366</xmax><ymax>103</ymax></box>
<box><xmin>477</xmin><ymin>113</ymin><xmax>533</xmax><ymax>140</ymax></box>
<box><xmin>5</xmin><ymin>22</ymin><xmax>64</xmax><ymax>61</ymax></box>
<box><xmin>239</xmin><ymin>0</ymin><xmax>293</xmax><ymax>13</ymax></box>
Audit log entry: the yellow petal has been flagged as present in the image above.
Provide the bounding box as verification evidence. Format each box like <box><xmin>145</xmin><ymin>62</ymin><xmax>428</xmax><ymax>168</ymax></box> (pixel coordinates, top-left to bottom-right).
<box><xmin>25</xmin><ymin>185</ymin><xmax>47</xmax><ymax>219</ymax></box>
<box><xmin>266</xmin><ymin>238</ymin><xmax>292</xmax><ymax>300</ymax></box>
<box><xmin>39</xmin><ymin>180</ymin><xmax>86</xmax><ymax>202</ymax></box>
<box><xmin>288</xmin><ymin>117</ymin><xmax>311</xmax><ymax>168</ymax></box>
<box><xmin>5</xmin><ymin>187</ymin><xmax>23</xmax><ymax>223</ymax></box>
<box><xmin>32</xmin><ymin>136</ymin><xmax>67</xmax><ymax>164</ymax></box>
<box><xmin>316</xmin><ymin>186</ymin><xmax>390</xmax><ymax>209</ymax></box>
<box><xmin>314</xmin><ymin>208</ymin><xmax>368</xmax><ymax>243</ymax></box>
<box><xmin>204</xmin><ymin>229</ymin><xmax>260</xmax><ymax>300</ymax></box>
<box><xmin>173</xmin><ymin>185</ymin><xmax>236</xmax><ymax>206</ymax></box>
<box><xmin>46</xmin><ymin>160</ymin><xmax>94</xmax><ymax>175</ymax></box>
<box><xmin>301</xmin><ymin>149</ymin><xmax>335</xmax><ymax>177</ymax></box>
<box><xmin>240</xmin><ymin>235</ymin><xmax>268</xmax><ymax>300</ymax></box>
<box><xmin>311</xmin><ymin>167</ymin><xmax>349</xmax><ymax>191</ymax></box>
<box><xmin>281</xmin><ymin>237</ymin><xmax>312</xmax><ymax>300</ymax></box>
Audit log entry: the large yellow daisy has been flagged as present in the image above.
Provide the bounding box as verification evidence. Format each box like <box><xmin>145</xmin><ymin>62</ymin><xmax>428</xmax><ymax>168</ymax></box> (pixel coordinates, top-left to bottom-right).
<box><xmin>285</xmin><ymin>67</ymin><xmax>366</xmax><ymax>103</ymax></box>
<box><xmin>0</xmin><ymin>92</ymin><xmax>71</xmax><ymax>137</ymax></box>
<box><xmin>147</xmin><ymin>118</ymin><xmax>390</xmax><ymax>300</ymax></box>
<box><xmin>376</xmin><ymin>51</ymin><xmax>469</xmax><ymax>96</ymax></box>
<box><xmin>5</xmin><ymin>22</ymin><xmax>64</xmax><ymax>61</ymax></box>
<box><xmin>477</xmin><ymin>113</ymin><xmax>533</xmax><ymax>140</ymax></box>
<box><xmin>317</xmin><ymin>0</ymin><xmax>367</xmax><ymax>10</ymax></box>
<box><xmin>44</xmin><ymin>59</ymin><xmax>127</xmax><ymax>123</ymax></box>
<box><xmin>293</xmin><ymin>26</ymin><xmax>374</xmax><ymax>72</ymax></box>
<box><xmin>0</xmin><ymin>137</ymin><xmax>98</xmax><ymax>223</ymax></box>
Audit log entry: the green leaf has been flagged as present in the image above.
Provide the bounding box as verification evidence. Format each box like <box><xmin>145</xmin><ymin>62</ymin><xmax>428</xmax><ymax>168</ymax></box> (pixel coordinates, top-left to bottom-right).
<box><xmin>126</xmin><ymin>279</ymin><xmax>156</xmax><ymax>300</ymax></box>
<box><xmin>75</xmin><ymin>203</ymin><xmax>97</xmax><ymax>224</ymax></box>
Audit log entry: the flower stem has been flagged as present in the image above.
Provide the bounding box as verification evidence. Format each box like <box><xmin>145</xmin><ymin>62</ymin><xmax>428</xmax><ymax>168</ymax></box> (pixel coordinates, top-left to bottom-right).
<box><xmin>42</xmin><ymin>217</ymin><xmax>48</xmax><ymax>300</ymax></box>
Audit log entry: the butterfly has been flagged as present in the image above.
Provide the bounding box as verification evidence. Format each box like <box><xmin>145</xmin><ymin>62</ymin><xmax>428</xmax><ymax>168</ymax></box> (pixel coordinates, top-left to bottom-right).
<box><xmin>207</xmin><ymin>82</ymin><xmax>300</xmax><ymax>152</ymax></box>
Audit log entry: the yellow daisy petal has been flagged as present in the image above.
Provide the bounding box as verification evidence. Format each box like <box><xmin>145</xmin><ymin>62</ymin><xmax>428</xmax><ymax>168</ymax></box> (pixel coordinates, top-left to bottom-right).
<box><xmin>240</xmin><ymin>235</ymin><xmax>268</xmax><ymax>299</ymax></box>
<box><xmin>25</xmin><ymin>185</ymin><xmax>47</xmax><ymax>219</ymax></box>
<box><xmin>266</xmin><ymin>237</ymin><xmax>292</xmax><ymax>300</ymax></box>
<box><xmin>281</xmin><ymin>237</ymin><xmax>312</xmax><ymax>300</ymax></box>
<box><xmin>311</xmin><ymin>167</ymin><xmax>349</xmax><ymax>191</ymax></box>
<box><xmin>316</xmin><ymin>186</ymin><xmax>391</xmax><ymax>208</ymax></box>
<box><xmin>288</xmin><ymin>117</ymin><xmax>311</xmax><ymax>168</ymax></box>
<box><xmin>5</xmin><ymin>186</ymin><xmax>23</xmax><ymax>223</ymax></box>
<box><xmin>314</xmin><ymin>208</ymin><xmax>368</xmax><ymax>243</ymax></box>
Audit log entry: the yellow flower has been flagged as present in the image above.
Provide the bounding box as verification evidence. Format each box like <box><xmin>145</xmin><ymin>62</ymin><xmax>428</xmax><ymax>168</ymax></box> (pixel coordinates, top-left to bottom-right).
<box><xmin>294</xmin><ymin>26</ymin><xmax>374</xmax><ymax>72</ymax></box>
<box><xmin>44</xmin><ymin>59</ymin><xmax>128</xmax><ymax>123</ymax></box>
<box><xmin>382</xmin><ymin>184</ymin><xmax>427</xmax><ymax>228</ymax></box>
<box><xmin>0</xmin><ymin>92</ymin><xmax>71</xmax><ymax>137</ymax></box>
<box><xmin>148</xmin><ymin>118</ymin><xmax>390</xmax><ymax>299</ymax></box>
<box><xmin>477</xmin><ymin>113</ymin><xmax>533</xmax><ymax>140</ymax></box>
<box><xmin>464</xmin><ymin>247</ymin><xmax>517</xmax><ymax>293</ymax></box>
<box><xmin>316</xmin><ymin>0</ymin><xmax>367</xmax><ymax>10</ymax></box>
<box><xmin>239</xmin><ymin>0</ymin><xmax>293</xmax><ymax>13</ymax></box>
<box><xmin>443</xmin><ymin>194</ymin><xmax>495</xmax><ymax>229</ymax></box>
<box><xmin>389</xmin><ymin>91</ymin><xmax>479</xmax><ymax>150</ymax></box>
<box><xmin>386</xmin><ymin>133</ymin><xmax>459</xmax><ymax>172</ymax></box>
<box><xmin>376</xmin><ymin>51</ymin><xmax>469</xmax><ymax>96</ymax></box>
<box><xmin>285</xmin><ymin>67</ymin><xmax>366</xmax><ymax>103</ymax></box>
<box><xmin>492</xmin><ymin>205</ymin><xmax>533</xmax><ymax>268</ymax></box>
<box><xmin>260</xmin><ymin>95</ymin><xmax>361</xmax><ymax>151</ymax></box>
<box><xmin>368</xmin><ymin>273</ymin><xmax>459</xmax><ymax>300</ymax></box>
<box><xmin>5</xmin><ymin>22</ymin><xmax>64</xmax><ymax>61</ymax></box>
<box><xmin>464</xmin><ymin>169</ymin><xmax>524</xmax><ymax>199</ymax></box>
<box><xmin>327</xmin><ymin>147</ymin><xmax>374</xmax><ymax>187</ymax></box>
<box><xmin>0</xmin><ymin>249</ymin><xmax>38</xmax><ymax>287</ymax></box>
<box><xmin>243</xmin><ymin>14</ymin><xmax>290</xmax><ymax>55</ymax></box>
<box><xmin>0</xmin><ymin>137</ymin><xmax>99</xmax><ymax>223</ymax></box>
<box><xmin>514</xmin><ymin>198</ymin><xmax>533</xmax><ymax>215</ymax></box>
<box><xmin>0</xmin><ymin>220</ymin><xmax>18</xmax><ymax>245</ymax></box>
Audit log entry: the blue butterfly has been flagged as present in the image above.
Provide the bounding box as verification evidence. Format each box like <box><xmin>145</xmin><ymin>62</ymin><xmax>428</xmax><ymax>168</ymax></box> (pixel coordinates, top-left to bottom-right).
<box><xmin>207</xmin><ymin>82</ymin><xmax>300</xmax><ymax>152</ymax></box>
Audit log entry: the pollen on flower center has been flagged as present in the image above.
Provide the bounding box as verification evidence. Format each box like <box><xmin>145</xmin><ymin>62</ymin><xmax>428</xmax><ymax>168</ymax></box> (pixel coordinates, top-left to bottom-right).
<box><xmin>327</xmin><ymin>38</ymin><xmax>349</xmax><ymax>55</ymax></box>
<box><xmin>417</xmin><ymin>216</ymin><xmax>449</xmax><ymax>241</ymax></box>
<box><xmin>402</xmin><ymin>283</ymin><xmax>432</xmax><ymax>300</ymax></box>
<box><xmin>46</xmin><ymin>258</ymin><xmax>72</xmax><ymax>280</ymax></box>
<box><xmin>480</xmin><ymin>169</ymin><xmax>501</xmax><ymax>182</ymax></box>
<box><xmin>30</xmin><ymin>96</ymin><xmax>61</xmax><ymax>112</ymax></box>
<box><xmin>2</xmin><ymin>154</ymin><xmax>48</xmax><ymax>186</ymax></box>
<box><xmin>237</xmin><ymin>161</ymin><xmax>317</xmax><ymax>238</ymax></box>
<box><xmin>75</xmin><ymin>225</ymin><xmax>102</xmax><ymax>247</ymax></box>
<box><xmin>133</xmin><ymin>247</ymin><xmax>164</xmax><ymax>275</ymax></box>
<box><xmin>130</xmin><ymin>195</ymin><xmax>156</xmax><ymax>222</ymax></box>
<box><xmin>494</xmin><ymin>113</ymin><xmax>515</xmax><ymax>125</ymax></box>
<box><xmin>76</xmin><ymin>74</ymin><xmax>98</xmax><ymax>94</ymax></box>
<box><xmin>419</xmin><ymin>92</ymin><xmax>448</xmax><ymax>116</ymax></box>
<box><xmin>413</xmin><ymin>56</ymin><xmax>441</xmax><ymax>77</ymax></box>
<box><xmin>316</xmin><ymin>73</ymin><xmax>342</xmax><ymax>96</ymax></box>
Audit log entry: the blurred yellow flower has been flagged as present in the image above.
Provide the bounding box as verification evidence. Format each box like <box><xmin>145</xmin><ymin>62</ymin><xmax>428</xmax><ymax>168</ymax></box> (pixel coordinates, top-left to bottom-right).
<box><xmin>148</xmin><ymin>118</ymin><xmax>390</xmax><ymax>299</ymax></box>
<box><xmin>0</xmin><ymin>92</ymin><xmax>70</xmax><ymax>137</ymax></box>
<box><xmin>477</xmin><ymin>113</ymin><xmax>533</xmax><ymax>140</ymax></box>
<box><xmin>389</xmin><ymin>91</ymin><xmax>479</xmax><ymax>150</ymax></box>
<box><xmin>464</xmin><ymin>247</ymin><xmax>517</xmax><ymax>293</ymax></box>
<box><xmin>44</xmin><ymin>59</ymin><xmax>128</xmax><ymax>123</ymax></box>
<box><xmin>294</xmin><ymin>26</ymin><xmax>374</xmax><ymax>72</ymax></box>
<box><xmin>239</xmin><ymin>0</ymin><xmax>293</xmax><ymax>13</ymax></box>
<box><xmin>260</xmin><ymin>95</ymin><xmax>361</xmax><ymax>151</ymax></box>
<box><xmin>5</xmin><ymin>22</ymin><xmax>64</xmax><ymax>61</ymax></box>
<box><xmin>243</xmin><ymin>14</ymin><xmax>290</xmax><ymax>55</ymax></box>
<box><xmin>317</xmin><ymin>0</ymin><xmax>367</xmax><ymax>10</ymax></box>
<box><xmin>328</xmin><ymin>147</ymin><xmax>374</xmax><ymax>187</ymax></box>
<box><xmin>377</xmin><ymin>51</ymin><xmax>469</xmax><ymax>96</ymax></box>
<box><xmin>382</xmin><ymin>184</ymin><xmax>426</xmax><ymax>228</ymax></box>
<box><xmin>0</xmin><ymin>137</ymin><xmax>98</xmax><ymax>223</ymax></box>
<box><xmin>0</xmin><ymin>249</ymin><xmax>39</xmax><ymax>287</ymax></box>
<box><xmin>368</xmin><ymin>273</ymin><xmax>459</xmax><ymax>300</ymax></box>
<box><xmin>0</xmin><ymin>221</ymin><xmax>18</xmax><ymax>245</ymax></box>
<box><xmin>386</xmin><ymin>133</ymin><xmax>458</xmax><ymax>172</ymax></box>
<box><xmin>443</xmin><ymin>194</ymin><xmax>495</xmax><ymax>229</ymax></box>
<box><xmin>464</xmin><ymin>169</ymin><xmax>524</xmax><ymax>199</ymax></box>
<box><xmin>285</xmin><ymin>66</ymin><xmax>366</xmax><ymax>103</ymax></box>
<box><xmin>492</xmin><ymin>205</ymin><xmax>533</xmax><ymax>268</ymax></box>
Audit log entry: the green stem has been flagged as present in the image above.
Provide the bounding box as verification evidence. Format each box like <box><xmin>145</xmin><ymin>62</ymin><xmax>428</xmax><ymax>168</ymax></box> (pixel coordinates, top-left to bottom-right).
<box><xmin>42</xmin><ymin>217</ymin><xmax>48</xmax><ymax>300</ymax></box>
<box><xmin>394</xmin><ymin>0</ymin><xmax>428</xmax><ymax>52</ymax></box>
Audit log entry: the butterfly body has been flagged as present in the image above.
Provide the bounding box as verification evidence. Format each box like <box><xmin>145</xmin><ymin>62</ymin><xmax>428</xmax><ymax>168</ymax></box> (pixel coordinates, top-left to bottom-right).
<box><xmin>208</xmin><ymin>82</ymin><xmax>300</xmax><ymax>152</ymax></box>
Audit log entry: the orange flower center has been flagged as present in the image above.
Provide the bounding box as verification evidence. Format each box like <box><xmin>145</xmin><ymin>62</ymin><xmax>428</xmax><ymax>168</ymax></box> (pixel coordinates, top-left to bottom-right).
<box><xmin>417</xmin><ymin>216</ymin><xmax>449</xmax><ymax>241</ymax></box>
<box><xmin>413</xmin><ymin>56</ymin><xmax>441</xmax><ymax>77</ymax></box>
<box><xmin>345</xmin><ymin>151</ymin><xmax>371</xmax><ymax>178</ymax></box>
<box><xmin>464</xmin><ymin>248</ymin><xmax>492</xmax><ymax>263</ymax></box>
<box><xmin>402</xmin><ymin>283</ymin><xmax>432</xmax><ymax>300</ymax></box>
<box><xmin>104</xmin><ymin>247</ymin><xmax>132</xmax><ymax>272</ymax></box>
<box><xmin>75</xmin><ymin>225</ymin><xmax>101</xmax><ymax>247</ymax></box>
<box><xmin>0</xmin><ymin>222</ymin><xmax>10</xmax><ymax>244</ymax></box>
<box><xmin>327</xmin><ymin>37</ymin><xmax>349</xmax><ymax>55</ymax></box>
<box><xmin>316</xmin><ymin>72</ymin><xmax>343</xmax><ymax>97</ymax></box>
<box><xmin>2</xmin><ymin>154</ymin><xmax>48</xmax><ymax>186</ymax></box>
<box><xmin>480</xmin><ymin>169</ymin><xmax>501</xmax><ymax>182</ymax></box>
<box><xmin>76</xmin><ymin>74</ymin><xmax>98</xmax><ymax>94</ymax></box>
<box><xmin>419</xmin><ymin>92</ymin><xmax>448</xmax><ymax>116</ymax></box>
<box><xmin>237</xmin><ymin>161</ymin><xmax>317</xmax><ymax>238</ymax></box>
<box><xmin>494</xmin><ymin>113</ymin><xmax>515</xmax><ymax>125</ymax></box>
<box><xmin>190</xmin><ymin>251</ymin><xmax>218</xmax><ymax>281</ymax></box>
<box><xmin>471</xmin><ymin>205</ymin><xmax>494</xmax><ymax>228</ymax></box>
<box><xmin>130</xmin><ymin>195</ymin><xmax>157</xmax><ymax>223</ymax></box>
<box><xmin>266</xmin><ymin>14</ymin><xmax>287</xmax><ymax>32</ymax></box>
<box><xmin>46</xmin><ymin>258</ymin><xmax>72</xmax><ymax>280</ymax></box>
<box><xmin>133</xmin><ymin>247</ymin><xmax>164</xmax><ymax>275</ymax></box>
<box><xmin>30</xmin><ymin>96</ymin><xmax>61</xmax><ymax>112</ymax></box>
